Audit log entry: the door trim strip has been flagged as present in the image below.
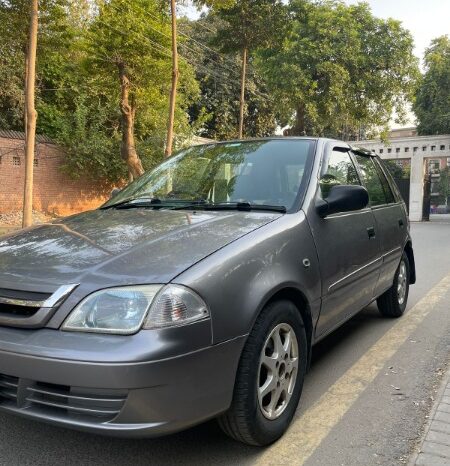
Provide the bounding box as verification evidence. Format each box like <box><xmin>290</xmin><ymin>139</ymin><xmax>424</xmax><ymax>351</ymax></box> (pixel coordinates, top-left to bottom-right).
<box><xmin>328</xmin><ymin>256</ymin><xmax>383</xmax><ymax>293</ymax></box>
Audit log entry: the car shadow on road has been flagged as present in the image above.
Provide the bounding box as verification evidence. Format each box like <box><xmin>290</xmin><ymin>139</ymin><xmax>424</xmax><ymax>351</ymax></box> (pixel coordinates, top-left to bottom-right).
<box><xmin>0</xmin><ymin>305</ymin><xmax>394</xmax><ymax>466</ymax></box>
<box><xmin>310</xmin><ymin>304</ymin><xmax>386</xmax><ymax>367</ymax></box>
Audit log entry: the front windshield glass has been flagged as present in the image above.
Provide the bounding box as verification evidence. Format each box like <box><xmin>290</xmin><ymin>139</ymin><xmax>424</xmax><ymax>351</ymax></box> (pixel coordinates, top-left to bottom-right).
<box><xmin>103</xmin><ymin>139</ymin><xmax>315</xmax><ymax>211</ymax></box>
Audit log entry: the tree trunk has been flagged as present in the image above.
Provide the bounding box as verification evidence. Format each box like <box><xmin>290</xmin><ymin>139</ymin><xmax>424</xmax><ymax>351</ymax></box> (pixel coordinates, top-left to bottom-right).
<box><xmin>118</xmin><ymin>62</ymin><xmax>144</xmax><ymax>180</ymax></box>
<box><xmin>165</xmin><ymin>0</ymin><xmax>179</xmax><ymax>158</ymax></box>
<box><xmin>22</xmin><ymin>0</ymin><xmax>38</xmax><ymax>228</ymax></box>
<box><xmin>238</xmin><ymin>47</ymin><xmax>248</xmax><ymax>139</ymax></box>
<box><xmin>290</xmin><ymin>104</ymin><xmax>306</xmax><ymax>136</ymax></box>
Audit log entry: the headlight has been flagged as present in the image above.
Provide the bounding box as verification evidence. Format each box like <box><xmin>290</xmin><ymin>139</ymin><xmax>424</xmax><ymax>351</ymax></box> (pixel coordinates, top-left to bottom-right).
<box><xmin>62</xmin><ymin>285</ymin><xmax>162</xmax><ymax>334</ymax></box>
<box><xmin>62</xmin><ymin>285</ymin><xmax>209</xmax><ymax>334</ymax></box>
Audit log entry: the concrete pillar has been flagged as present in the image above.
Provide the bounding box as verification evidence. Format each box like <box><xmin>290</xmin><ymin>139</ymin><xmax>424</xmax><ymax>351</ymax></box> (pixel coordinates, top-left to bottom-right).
<box><xmin>409</xmin><ymin>155</ymin><xmax>425</xmax><ymax>222</ymax></box>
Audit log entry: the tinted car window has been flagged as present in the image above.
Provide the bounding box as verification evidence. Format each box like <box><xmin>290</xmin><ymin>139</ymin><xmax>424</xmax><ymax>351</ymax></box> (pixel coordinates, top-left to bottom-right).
<box><xmin>372</xmin><ymin>158</ymin><xmax>396</xmax><ymax>203</ymax></box>
<box><xmin>104</xmin><ymin>140</ymin><xmax>315</xmax><ymax>211</ymax></box>
<box><xmin>320</xmin><ymin>149</ymin><xmax>360</xmax><ymax>198</ymax></box>
<box><xmin>354</xmin><ymin>154</ymin><xmax>392</xmax><ymax>206</ymax></box>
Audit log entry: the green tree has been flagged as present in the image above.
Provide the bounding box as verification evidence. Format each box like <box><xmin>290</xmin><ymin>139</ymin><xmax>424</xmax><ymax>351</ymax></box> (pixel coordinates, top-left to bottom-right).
<box><xmin>414</xmin><ymin>36</ymin><xmax>450</xmax><ymax>135</ymax></box>
<box><xmin>85</xmin><ymin>0</ymin><xmax>176</xmax><ymax>179</ymax></box>
<box><xmin>258</xmin><ymin>0</ymin><xmax>419</xmax><ymax>138</ymax></box>
<box><xmin>384</xmin><ymin>160</ymin><xmax>409</xmax><ymax>180</ymax></box>
<box><xmin>60</xmin><ymin>0</ymin><xmax>199</xmax><ymax>182</ymax></box>
<box><xmin>0</xmin><ymin>0</ymin><xmax>27</xmax><ymax>129</ymax></box>
<box><xmin>0</xmin><ymin>0</ymin><xmax>72</xmax><ymax>130</ymax></box>
<box><xmin>438</xmin><ymin>167</ymin><xmax>450</xmax><ymax>206</ymax></box>
<box><xmin>182</xmin><ymin>14</ymin><xmax>278</xmax><ymax>140</ymax></box>
<box><xmin>85</xmin><ymin>0</ymin><xmax>200</xmax><ymax>180</ymax></box>
<box><xmin>210</xmin><ymin>0</ymin><xmax>286</xmax><ymax>138</ymax></box>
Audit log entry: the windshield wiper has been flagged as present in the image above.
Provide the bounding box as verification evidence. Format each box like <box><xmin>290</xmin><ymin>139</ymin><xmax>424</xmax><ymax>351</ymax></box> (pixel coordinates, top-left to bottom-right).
<box><xmin>100</xmin><ymin>197</ymin><xmax>164</xmax><ymax>210</ymax></box>
<box><xmin>102</xmin><ymin>198</ymin><xmax>286</xmax><ymax>213</ymax></box>
<box><xmin>203</xmin><ymin>202</ymin><xmax>287</xmax><ymax>213</ymax></box>
<box><xmin>101</xmin><ymin>197</ymin><xmax>210</xmax><ymax>210</ymax></box>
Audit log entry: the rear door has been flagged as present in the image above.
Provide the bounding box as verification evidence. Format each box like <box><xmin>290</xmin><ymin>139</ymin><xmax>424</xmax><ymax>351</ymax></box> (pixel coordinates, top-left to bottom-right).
<box><xmin>308</xmin><ymin>143</ymin><xmax>381</xmax><ymax>339</ymax></box>
<box><xmin>352</xmin><ymin>152</ymin><xmax>405</xmax><ymax>297</ymax></box>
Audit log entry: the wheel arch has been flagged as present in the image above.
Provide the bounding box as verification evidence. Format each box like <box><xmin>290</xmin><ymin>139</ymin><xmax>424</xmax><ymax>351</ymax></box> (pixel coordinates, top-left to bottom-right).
<box><xmin>404</xmin><ymin>241</ymin><xmax>416</xmax><ymax>284</ymax></box>
<box><xmin>257</xmin><ymin>286</ymin><xmax>313</xmax><ymax>366</ymax></box>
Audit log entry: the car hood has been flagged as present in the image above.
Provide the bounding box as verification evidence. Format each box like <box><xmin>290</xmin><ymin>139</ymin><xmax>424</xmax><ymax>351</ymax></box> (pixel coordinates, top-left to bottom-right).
<box><xmin>0</xmin><ymin>208</ymin><xmax>281</xmax><ymax>291</ymax></box>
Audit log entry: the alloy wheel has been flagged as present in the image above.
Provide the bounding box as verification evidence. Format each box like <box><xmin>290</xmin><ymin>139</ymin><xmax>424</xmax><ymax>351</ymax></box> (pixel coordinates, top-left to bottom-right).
<box><xmin>397</xmin><ymin>260</ymin><xmax>408</xmax><ymax>305</ymax></box>
<box><xmin>257</xmin><ymin>323</ymin><xmax>299</xmax><ymax>420</ymax></box>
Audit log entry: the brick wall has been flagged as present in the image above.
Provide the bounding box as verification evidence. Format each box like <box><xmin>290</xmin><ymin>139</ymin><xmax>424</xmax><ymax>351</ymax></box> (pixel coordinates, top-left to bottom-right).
<box><xmin>0</xmin><ymin>134</ymin><xmax>111</xmax><ymax>216</ymax></box>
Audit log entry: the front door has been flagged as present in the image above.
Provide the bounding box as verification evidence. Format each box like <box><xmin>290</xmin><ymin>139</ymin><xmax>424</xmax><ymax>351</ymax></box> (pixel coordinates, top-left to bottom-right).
<box><xmin>307</xmin><ymin>144</ymin><xmax>381</xmax><ymax>339</ymax></box>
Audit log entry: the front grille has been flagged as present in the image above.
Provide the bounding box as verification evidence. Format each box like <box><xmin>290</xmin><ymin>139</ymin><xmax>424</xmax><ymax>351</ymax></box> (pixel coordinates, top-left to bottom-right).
<box><xmin>0</xmin><ymin>303</ymin><xmax>40</xmax><ymax>318</ymax></box>
<box><xmin>0</xmin><ymin>284</ymin><xmax>77</xmax><ymax>329</ymax></box>
<box><xmin>0</xmin><ymin>288</ymin><xmax>51</xmax><ymax>302</ymax></box>
<box><xmin>0</xmin><ymin>373</ymin><xmax>19</xmax><ymax>402</ymax></box>
<box><xmin>0</xmin><ymin>288</ymin><xmax>49</xmax><ymax>321</ymax></box>
<box><xmin>0</xmin><ymin>373</ymin><xmax>127</xmax><ymax>423</ymax></box>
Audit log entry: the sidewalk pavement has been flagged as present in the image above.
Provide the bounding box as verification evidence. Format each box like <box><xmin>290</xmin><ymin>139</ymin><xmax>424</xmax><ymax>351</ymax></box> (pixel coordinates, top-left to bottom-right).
<box><xmin>411</xmin><ymin>370</ymin><xmax>450</xmax><ymax>465</ymax></box>
<box><xmin>429</xmin><ymin>214</ymin><xmax>450</xmax><ymax>224</ymax></box>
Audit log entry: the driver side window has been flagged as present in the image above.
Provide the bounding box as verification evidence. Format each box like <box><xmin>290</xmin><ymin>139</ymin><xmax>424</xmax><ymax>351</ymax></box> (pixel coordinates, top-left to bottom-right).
<box><xmin>320</xmin><ymin>149</ymin><xmax>360</xmax><ymax>199</ymax></box>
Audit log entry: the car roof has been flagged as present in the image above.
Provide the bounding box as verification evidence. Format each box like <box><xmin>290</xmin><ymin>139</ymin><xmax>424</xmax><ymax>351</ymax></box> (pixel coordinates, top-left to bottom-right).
<box><xmin>190</xmin><ymin>137</ymin><xmax>377</xmax><ymax>157</ymax></box>
<box><xmin>191</xmin><ymin>136</ymin><xmax>323</xmax><ymax>148</ymax></box>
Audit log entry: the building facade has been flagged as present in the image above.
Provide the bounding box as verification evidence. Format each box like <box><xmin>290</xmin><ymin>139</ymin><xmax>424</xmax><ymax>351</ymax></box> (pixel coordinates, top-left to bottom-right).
<box><xmin>357</xmin><ymin>130</ymin><xmax>450</xmax><ymax>220</ymax></box>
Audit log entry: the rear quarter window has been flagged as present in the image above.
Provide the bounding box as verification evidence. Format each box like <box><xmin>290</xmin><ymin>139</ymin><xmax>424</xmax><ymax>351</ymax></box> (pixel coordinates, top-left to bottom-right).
<box><xmin>353</xmin><ymin>154</ymin><xmax>394</xmax><ymax>206</ymax></box>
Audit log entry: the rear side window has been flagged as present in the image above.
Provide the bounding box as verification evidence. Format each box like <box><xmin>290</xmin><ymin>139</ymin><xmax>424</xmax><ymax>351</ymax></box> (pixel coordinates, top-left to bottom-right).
<box><xmin>372</xmin><ymin>158</ymin><xmax>396</xmax><ymax>203</ymax></box>
<box><xmin>353</xmin><ymin>154</ymin><xmax>394</xmax><ymax>206</ymax></box>
<box><xmin>320</xmin><ymin>149</ymin><xmax>360</xmax><ymax>199</ymax></box>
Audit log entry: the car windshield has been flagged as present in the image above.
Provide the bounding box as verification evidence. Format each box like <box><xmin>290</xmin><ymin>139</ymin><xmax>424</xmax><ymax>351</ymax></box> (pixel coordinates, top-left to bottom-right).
<box><xmin>103</xmin><ymin>139</ymin><xmax>315</xmax><ymax>211</ymax></box>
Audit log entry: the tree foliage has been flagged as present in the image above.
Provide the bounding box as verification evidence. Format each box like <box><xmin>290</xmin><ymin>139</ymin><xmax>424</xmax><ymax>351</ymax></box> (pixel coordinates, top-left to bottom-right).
<box><xmin>258</xmin><ymin>0</ymin><xmax>419</xmax><ymax>138</ymax></box>
<box><xmin>0</xmin><ymin>0</ymin><xmax>432</xmax><ymax>185</ymax></box>
<box><xmin>182</xmin><ymin>14</ymin><xmax>278</xmax><ymax>139</ymax></box>
<box><xmin>0</xmin><ymin>0</ymin><xmax>200</xmax><ymax>182</ymax></box>
<box><xmin>205</xmin><ymin>0</ymin><xmax>285</xmax><ymax>137</ymax></box>
<box><xmin>0</xmin><ymin>0</ymin><xmax>72</xmax><ymax>130</ymax></box>
<box><xmin>438</xmin><ymin>167</ymin><xmax>450</xmax><ymax>206</ymax></box>
<box><xmin>414</xmin><ymin>36</ymin><xmax>450</xmax><ymax>136</ymax></box>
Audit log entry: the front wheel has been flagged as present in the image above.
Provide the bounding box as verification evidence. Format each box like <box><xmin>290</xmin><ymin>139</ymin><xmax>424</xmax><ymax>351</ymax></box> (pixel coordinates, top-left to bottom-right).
<box><xmin>377</xmin><ymin>252</ymin><xmax>410</xmax><ymax>318</ymax></box>
<box><xmin>217</xmin><ymin>300</ymin><xmax>308</xmax><ymax>446</ymax></box>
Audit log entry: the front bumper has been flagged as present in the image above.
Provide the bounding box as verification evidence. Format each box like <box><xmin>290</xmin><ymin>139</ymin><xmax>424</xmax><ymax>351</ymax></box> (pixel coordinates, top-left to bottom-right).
<box><xmin>0</xmin><ymin>328</ymin><xmax>246</xmax><ymax>437</ymax></box>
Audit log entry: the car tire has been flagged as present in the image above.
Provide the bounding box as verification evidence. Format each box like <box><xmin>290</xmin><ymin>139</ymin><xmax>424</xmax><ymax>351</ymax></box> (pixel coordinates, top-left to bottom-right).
<box><xmin>377</xmin><ymin>252</ymin><xmax>410</xmax><ymax>318</ymax></box>
<box><xmin>217</xmin><ymin>300</ymin><xmax>308</xmax><ymax>446</ymax></box>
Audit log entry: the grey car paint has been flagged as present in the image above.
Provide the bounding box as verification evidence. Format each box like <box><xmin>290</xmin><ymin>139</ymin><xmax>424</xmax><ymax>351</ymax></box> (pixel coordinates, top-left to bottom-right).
<box><xmin>0</xmin><ymin>208</ymin><xmax>280</xmax><ymax>329</ymax></box>
<box><xmin>0</xmin><ymin>137</ymin><xmax>415</xmax><ymax>438</ymax></box>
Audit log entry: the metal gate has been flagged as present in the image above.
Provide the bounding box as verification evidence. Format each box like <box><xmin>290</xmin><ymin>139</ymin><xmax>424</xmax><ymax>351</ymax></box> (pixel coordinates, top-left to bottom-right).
<box><xmin>422</xmin><ymin>174</ymin><xmax>432</xmax><ymax>221</ymax></box>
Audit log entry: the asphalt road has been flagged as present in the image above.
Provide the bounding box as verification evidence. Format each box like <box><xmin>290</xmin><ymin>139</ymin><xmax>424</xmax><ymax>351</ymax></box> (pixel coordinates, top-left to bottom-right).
<box><xmin>1</xmin><ymin>220</ymin><xmax>450</xmax><ymax>466</ymax></box>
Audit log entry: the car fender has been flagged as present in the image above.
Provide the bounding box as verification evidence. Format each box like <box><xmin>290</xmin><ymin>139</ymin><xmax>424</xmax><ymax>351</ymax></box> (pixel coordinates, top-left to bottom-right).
<box><xmin>173</xmin><ymin>212</ymin><xmax>321</xmax><ymax>345</ymax></box>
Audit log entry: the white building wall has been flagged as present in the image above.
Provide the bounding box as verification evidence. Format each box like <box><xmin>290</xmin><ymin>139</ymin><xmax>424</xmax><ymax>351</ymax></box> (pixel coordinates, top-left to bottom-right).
<box><xmin>356</xmin><ymin>134</ymin><xmax>450</xmax><ymax>221</ymax></box>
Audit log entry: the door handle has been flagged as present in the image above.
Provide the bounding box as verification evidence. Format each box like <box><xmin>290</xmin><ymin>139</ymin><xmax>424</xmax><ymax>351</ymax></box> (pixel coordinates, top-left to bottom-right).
<box><xmin>398</xmin><ymin>219</ymin><xmax>404</xmax><ymax>228</ymax></box>
<box><xmin>367</xmin><ymin>226</ymin><xmax>376</xmax><ymax>239</ymax></box>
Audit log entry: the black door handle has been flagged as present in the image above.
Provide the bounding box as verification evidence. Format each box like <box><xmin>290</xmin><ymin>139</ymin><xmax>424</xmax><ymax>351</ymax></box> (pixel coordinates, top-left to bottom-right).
<box><xmin>367</xmin><ymin>226</ymin><xmax>376</xmax><ymax>239</ymax></box>
<box><xmin>399</xmin><ymin>219</ymin><xmax>404</xmax><ymax>227</ymax></box>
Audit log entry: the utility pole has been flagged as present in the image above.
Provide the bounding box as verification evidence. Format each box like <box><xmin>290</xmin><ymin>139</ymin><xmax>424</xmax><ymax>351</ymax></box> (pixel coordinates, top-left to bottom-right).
<box><xmin>22</xmin><ymin>0</ymin><xmax>38</xmax><ymax>228</ymax></box>
<box><xmin>238</xmin><ymin>47</ymin><xmax>247</xmax><ymax>139</ymax></box>
<box><xmin>165</xmin><ymin>0</ymin><xmax>178</xmax><ymax>157</ymax></box>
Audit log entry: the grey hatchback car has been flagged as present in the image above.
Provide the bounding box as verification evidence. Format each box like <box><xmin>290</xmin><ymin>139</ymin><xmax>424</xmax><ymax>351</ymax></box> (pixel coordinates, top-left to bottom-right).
<box><xmin>0</xmin><ymin>138</ymin><xmax>415</xmax><ymax>446</ymax></box>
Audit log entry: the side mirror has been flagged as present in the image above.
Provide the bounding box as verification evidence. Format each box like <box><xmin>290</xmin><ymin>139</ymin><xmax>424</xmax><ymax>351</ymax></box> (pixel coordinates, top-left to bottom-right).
<box><xmin>316</xmin><ymin>185</ymin><xmax>369</xmax><ymax>218</ymax></box>
<box><xmin>110</xmin><ymin>188</ymin><xmax>121</xmax><ymax>199</ymax></box>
